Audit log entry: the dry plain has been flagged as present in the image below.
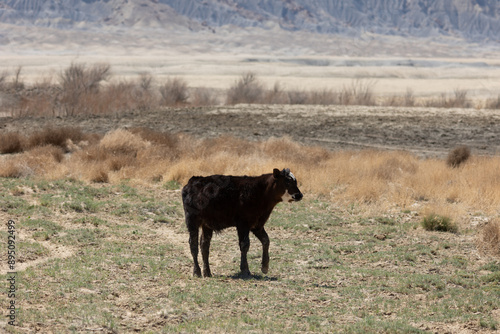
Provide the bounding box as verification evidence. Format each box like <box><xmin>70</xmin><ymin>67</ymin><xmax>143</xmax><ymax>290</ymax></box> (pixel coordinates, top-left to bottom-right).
<box><xmin>1</xmin><ymin>54</ymin><xmax>500</xmax><ymax>333</ymax></box>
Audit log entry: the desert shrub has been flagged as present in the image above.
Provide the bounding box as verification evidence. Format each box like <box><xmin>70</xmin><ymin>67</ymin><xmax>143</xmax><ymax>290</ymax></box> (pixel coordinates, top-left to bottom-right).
<box><xmin>478</xmin><ymin>220</ymin><xmax>500</xmax><ymax>257</ymax></box>
<box><xmin>340</xmin><ymin>79</ymin><xmax>376</xmax><ymax>106</ymax></box>
<box><xmin>0</xmin><ymin>132</ymin><xmax>25</xmax><ymax>154</ymax></box>
<box><xmin>190</xmin><ymin>87</ymin><xmax>219</xmax><ymax>106</ymax></box>
<box><xmin>27</xmin><ymin>126</ymin><xmax>84</xmax><ymax>151</ymax></box>
<box><xmin>129</xmin><ymin>128</ymin><xmax>178</xmax><ymax>148</ymax></box>
<box><xmin>59</xmin><ymin>63</ymin><xmax>111</xmax><ymax>115</ymax></box>
<box><xmin>421</xmin><ymin>213</ymin><xmax>457</xmax><ymax>233</ymax></box>
<box><xmin>287</xmin><ymin>89</ymin><xmax>310</xmax><ymax>104</ymax></box>
<box><xmin>425</xmin><ymin>89</ymin><xmax>471</xmax><ymax>108</ymax></box>
<box><xmin>485</xmin><ymin>95</ymin><xmax>500</xmax><ymax>110</ymax></box>
<box><xmin>446</xmin><ymin>145</ymin><xmax>471</xmax><ymax>168</ymax></box>
<box><xmin>308</xmin><ymin>89</ymin><xmax>339</xmax><ymax>105</ymax></box>
<box><xmin>226</xmin><ymin>72</ymin><xmax>264</xmax><ymax>104</ymax></box>
<box><xmin>99</xmin><ymin>129</ymin><xmax>150</xmax><ymax>155</ymax></box>
<box><xmin>263</xmin><ymin>82</ymin><xmax>289</xmax><ymax>104</ymax></box>
<box><xmin>159</xmin><ymin>77</ymin><xmax>189</xmax><ymax>106</ymax></box>
<box><xmin>0</xmin><ymin>160</ymin><xmax>28</xmax><ymax>178</ymax></box>
<box><xmin>403</xmin><ymin>88</ymin><xmax>415</xmax><ymax>107</ymax></box>
<box><xmin>28</xmin><ymin>145</ymin><xmax>65</xmax><ymax>163</ymax></box>
<box><xmin>374</xmin><ymin>154</ymin><xmax>418</xmax><ymax>181</ymax></box>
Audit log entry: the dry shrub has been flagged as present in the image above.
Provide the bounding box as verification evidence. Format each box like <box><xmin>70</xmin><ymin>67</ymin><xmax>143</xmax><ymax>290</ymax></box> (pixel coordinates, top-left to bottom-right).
<box><xmin>447</xmin><ymin>145</ymin><xmax>471</xmax><ymax>168</ymax></box>
<box><xmin>261</xmin><ymin>136</ymin><xmax>331</xmax><ymax>165</ymax></box>
<box><xmin>373</xmin><ymin>152</ymin><xmax>418</xmax><ymax>181</ymax></box>
<box><xmin>160</xmin><ymin>77</ymin><xmax>189</xmax><ymax>106</ymax></box>
<box><xmin>263</xmin><ymin>82</ymin><xmax>290</xmax><ymax>104</ymax></box>
<box><xmin>27</xmin><ymin>126</ymin><xmax>84</xmax><ymax>151</ymax></box>
<box><xmin>190</xmin><ymin>87</ymin><xmax>219</xmax><ymax>106</ymax></box>
<box><xmin>0</xmin><ymin>132</ymin><xmax>25</xmax><ymax>154</ymax></box>
<box><xmin>27</xmin><ymin>145</ymin><xmax>65</xmax><ymax>163</ymax></box>
<box><xmin>59</xmin><ymin>63</ymin><xmax>111</xmax><ymax>115</ymax></box>
<box><xmin>0</xmin><ymin>160</ymin><xmax>29</xmax><ymax>178</ymax></box>
<box><xmin>226</xmin><ymin>72</ymin><xmax>264</xmax><ymax>105</ymax></box>
<box><xmin>340</xmin><ymin>80</ymin><xmax>376</xmax><ymax>106</ymax></box>
<box><xmin>99</xmin><ymin>129</ymin><xmax>150</xmax><ymax>155</ymax></box>
<box><xmin>129</xmin><ymin>127</ymin><xmax>178</xmax><ymax>149</ymax></box>
<box><xmin>0</xmin><ymin>144</ymin><xmax>65</xmax><ymax>178</ymax></box>
<box><xmin>425</xmin><ymin>89</ymin><xmax>471</xmax><ymax>109</ymax></box>
<box><xmin>485</xmin><ymin>95</ymin><xmax>500</xmax><ymax>110</ymax></box>
<box><xmin>478</xmin><ymin>220</ymin><xmax>500</xmax><ymax>256</ymax></box>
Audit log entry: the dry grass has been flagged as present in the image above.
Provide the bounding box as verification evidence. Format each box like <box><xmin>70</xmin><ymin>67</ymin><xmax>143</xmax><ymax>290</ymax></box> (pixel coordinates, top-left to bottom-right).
<box><xmin>0</xmin><ymin>132</ymin><xmax>25</xmax><ymax>154</ymax></box>
<box><xmin>478</xmin><ymin>220</ymin><xmax>500</xmax><ymax>256</ymax></box>
<box><xmin>4</xmin><ymin>127</ymin><xmax>500</xmax><ymax>229</ymax></box>
<box><xmin>2</xmin><ymin>64</ymin><xmax>500</xmax><ymax>116</ymax></box>
<box><xmin>446</xmin><ymin>145</ymin><xmax>471</xmax><ymax>168</ymax></box>
<box><xmin>26</xmin><ymin>126</ymin><xmax>85</xmax><ymax>151</ymax></box>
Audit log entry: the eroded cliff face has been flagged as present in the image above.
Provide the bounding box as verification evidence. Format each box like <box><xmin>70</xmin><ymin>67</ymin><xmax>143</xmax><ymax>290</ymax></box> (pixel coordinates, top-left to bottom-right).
<box><xmin>1</xmin><ymin>0</ymin><xmax>499</xmax><ymax>40</ymax></box>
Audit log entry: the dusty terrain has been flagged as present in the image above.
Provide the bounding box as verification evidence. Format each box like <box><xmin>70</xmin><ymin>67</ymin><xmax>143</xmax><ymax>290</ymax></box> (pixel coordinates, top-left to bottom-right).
<box><xmin>3</xmin><ymin>104</ymin><xmax>500</xmax><ymax>158</ymax></box>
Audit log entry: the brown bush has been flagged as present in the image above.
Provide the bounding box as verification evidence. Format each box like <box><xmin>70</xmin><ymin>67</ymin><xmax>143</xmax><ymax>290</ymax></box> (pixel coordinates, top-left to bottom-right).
<box><xmin>478</xmin><ymin>220</ymin><xmax>500</xmax><ymax>256</ymax></box>
<box><xmin>28</xmin><ymin>145</ymin><xmax>65</xmax><ymax>163</ymax></box>
<box><xmin>159</xmin><ymin>77</ymin><xmax>189</xmax><ymax>106</ymax></box>
<box><xmin>0</xmin><ymin>160</ymin><xmax>28</xmax><ymax>178</ymax></box>
<box><xmin>226</xmin><ymin>72</ymin><xmax>264</xmax><ymax>105</ymax></box>
<box><xmin>190</xmin><ymin>87</ymin><xmax>219</xmax><ymax>106</ymax></box>
<box><xmin>0</xmin><ymin>132</ymin><xmax>25</xmax><ymax>154</ymax></box>
<box><xmin>485</xmin><ymin>95</ymin><xmax>500</xmax><ymax>110</ymax></box>
<box><xmin>27</xmin><ymin>126</ymin><xmax>85</xmax><ymax>152</ymax></box>
<box><xmin>446</xmin><ymin>145</ymin><xmax>471</xmax><ymax>168</ymax></box>
<box><xmin>99</xmin><ymin>129</ymin><xmax>150</xmax><ymax>155</ymax></box>
<box><xmin>59</xmin><ymin>63</ymin><xmax>111</xmax><ymax>115</ymax></box>
<box><xmin>129</xmin><ymin>128</ymin><xmax>178</xmax><ymax>148</ymax></box>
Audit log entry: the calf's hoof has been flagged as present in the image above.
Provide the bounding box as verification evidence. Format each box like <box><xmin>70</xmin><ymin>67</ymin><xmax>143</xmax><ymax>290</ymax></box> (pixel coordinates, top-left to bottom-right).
<box><xmin>193</xmin><ymin>267</ymin><xmax>202</xmax><ymax>278</ymax></box>
<box><xmin>203</xmin><ymin>269</ymin><xmax>212</xmax><ymax>278</ymax></box>
<box><xmin>261</xmin><ymin>265</ymin><xmax>269</xmax><ymax>274</ymax></box>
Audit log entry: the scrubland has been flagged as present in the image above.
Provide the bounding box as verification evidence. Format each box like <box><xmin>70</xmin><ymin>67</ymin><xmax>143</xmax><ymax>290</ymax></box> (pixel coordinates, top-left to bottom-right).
<box><xmin>2</xmin><ymin>63</ymin><xmax>500</xmax><ymax>118</ymax></box>
<box><xmin>1</xmin><ymin>63</ymin><xmax>499</xmax><ymax>333</ymax></box>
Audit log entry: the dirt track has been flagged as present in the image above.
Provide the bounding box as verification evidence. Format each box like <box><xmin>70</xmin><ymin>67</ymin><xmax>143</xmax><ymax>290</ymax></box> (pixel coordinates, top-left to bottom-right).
<box><xmin>2</xmin><ymin>105</ymin><xmax>500</xmax><ymax>157</ymax></box>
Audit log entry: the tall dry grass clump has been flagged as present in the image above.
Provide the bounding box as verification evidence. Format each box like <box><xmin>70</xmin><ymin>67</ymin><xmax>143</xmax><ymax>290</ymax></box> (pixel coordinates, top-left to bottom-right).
<box><xmin>478</xmin><ymin>220</ymin><xmax>500</xmax><ymax>257</ymax></box>
<box><xmin>26</xmin><ymin>127</ymin><xmax>85</xmax><ymax>152</ymax></box>
<box><xmin>226</xmin><ymin>72</ymin><xmax>264</xmax><ymax>104</ymax></box>
<box><xmin>0</xmin><ymin>132</ymin><xmax>25</xmax><ymax>154</ymax></box>
<box><xmin>5</xmin><ymin>126</ymin><xmax>500</xmax><ymax>222</ymax></box>
<box><xmin>446</xmin><ymin>145</ymin><xmax>471</xmax><ymax>168</ymax></box>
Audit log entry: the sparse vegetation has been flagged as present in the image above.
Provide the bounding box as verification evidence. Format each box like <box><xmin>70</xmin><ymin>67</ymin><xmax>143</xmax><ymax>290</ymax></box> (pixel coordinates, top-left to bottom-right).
<box><xmin>0</xmin><ymin>177</ymin><xmax>498</xmax><ymax>333</ymax></box>
<box><xmin>2</xmin><ymin>64</ymin><xmax>499</xmax><ymax>117</ymax></box>
<box><xmin>2</xmin><ymin>63</ymin><xmax>500</xmax><ymax>331</ymax></box>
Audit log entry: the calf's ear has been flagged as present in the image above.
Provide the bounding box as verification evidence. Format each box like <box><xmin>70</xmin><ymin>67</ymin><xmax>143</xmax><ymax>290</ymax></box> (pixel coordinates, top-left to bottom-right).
<box><xmin>273</xmin><ymin>168</ymin><xmax>281</xmax><ymax>178</ymax></box>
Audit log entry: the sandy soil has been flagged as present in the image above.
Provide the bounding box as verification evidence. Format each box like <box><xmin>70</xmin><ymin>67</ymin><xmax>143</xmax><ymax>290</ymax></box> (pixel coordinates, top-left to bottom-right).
<box><xmin>3</xmin><ymin>104</ymin><xmax>500</xmax><ymax>158</ymax></box>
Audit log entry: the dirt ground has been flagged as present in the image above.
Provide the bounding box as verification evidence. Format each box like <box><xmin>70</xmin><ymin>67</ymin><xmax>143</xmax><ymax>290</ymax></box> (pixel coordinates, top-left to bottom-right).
<box><xmin>2</xmin><ymin>104</ymin><xmax>500</xmax><ymax>157</ymax></box>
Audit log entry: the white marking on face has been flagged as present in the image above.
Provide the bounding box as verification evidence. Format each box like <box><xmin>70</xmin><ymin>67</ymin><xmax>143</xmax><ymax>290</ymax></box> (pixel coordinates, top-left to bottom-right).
<box><xmin>288</xmin><ymin>172</ymin><xmax>296</xmax><ymax>181</ymax></box>
<box><xmin>281</xmin><ymin>191</ymin><xmax>294</xmax><ymax>203</ymax></box>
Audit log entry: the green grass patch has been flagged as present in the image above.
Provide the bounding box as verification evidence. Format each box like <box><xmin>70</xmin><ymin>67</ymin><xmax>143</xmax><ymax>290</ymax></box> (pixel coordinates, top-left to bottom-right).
<box><xmin>421</xmin><ymin>213</ymin><xmax>457</xmax><ymax>233</ymax></box>
<box><xmin>3</xmin><ymin>179</ymin><xmax>498</xmax><ymax>333</ymax></box>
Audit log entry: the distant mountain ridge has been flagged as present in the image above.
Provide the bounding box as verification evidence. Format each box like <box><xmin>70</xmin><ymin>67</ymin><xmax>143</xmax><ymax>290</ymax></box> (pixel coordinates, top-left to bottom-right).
<box><xmin>1</xmin><ymin>0</ymin><xmax>500</xmax><ymax>41</ymax></box>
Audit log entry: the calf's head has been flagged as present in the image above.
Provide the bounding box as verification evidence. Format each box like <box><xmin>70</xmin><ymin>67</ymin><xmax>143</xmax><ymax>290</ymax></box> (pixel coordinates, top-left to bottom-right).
<box><xmin>273</xmin><ymin>168</ymin><xmax>303</xmax><ymax>202</ymax></box>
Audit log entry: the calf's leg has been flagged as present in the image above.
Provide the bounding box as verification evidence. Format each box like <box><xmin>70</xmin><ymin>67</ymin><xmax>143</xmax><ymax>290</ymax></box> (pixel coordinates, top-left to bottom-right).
<box><xmin>188</xmin><ymin>228</ymin><xmax>202</xmax><ymax>277</ymax></box>
<box><xmin>237</xmin><ymin>227</ymin><xmax>251</xmax><ymax>276</ymax></box>
<box><xmin>252</xmin><ymin>228</ymin><xmax>270</xmax><ymax>274</ymax></box>
<box><xmin>200</xmin><ymin>226</ymin><xmax>213</xmax><ymax>277</ymax></box>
